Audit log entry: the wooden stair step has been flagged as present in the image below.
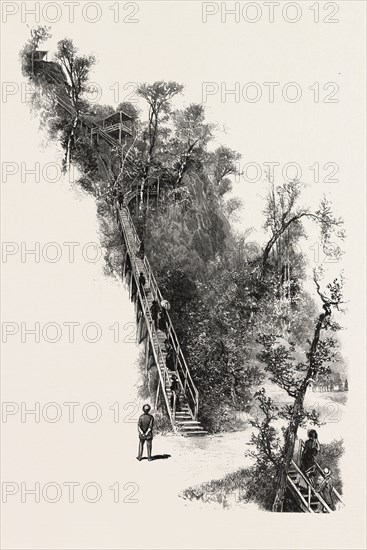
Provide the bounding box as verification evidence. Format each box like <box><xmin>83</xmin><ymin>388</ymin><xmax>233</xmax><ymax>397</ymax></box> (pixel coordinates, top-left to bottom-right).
<box><xmin>181</xmin><ymin>430</ymin><xmax>208</xmax><ymax>437</ymax></box>
<box><xmin>177</xmin><ymin>424</ymin><xmax>205</xmax><ymax>430</ymax></box>
<box><xmin>178</xmin><ymin>422</ymin><xmax>204</xmax><ymax>428</ymax></box>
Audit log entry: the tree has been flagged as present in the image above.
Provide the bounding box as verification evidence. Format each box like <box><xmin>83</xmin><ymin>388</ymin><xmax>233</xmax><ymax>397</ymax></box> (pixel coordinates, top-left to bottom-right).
<box><xmin>261</xmin><ymin>180</ymin><xmax>345</xmax><ymax>279</ymax></box>
<box><xmin>137</xmin><ymin>81</ymin><xmax>183</xmax><ymax>207</ymax></box>
<box><xmin>20</xmin><ymin>26</ymin><xmax>52</xmax><ymax>78</ymax></box>
<box><xmin>224</xmin><ymin>197</ymin><xmax>243</xmax><ymax>220</ymax></box>
<box><xmin>54</xmin><ymin>38</ymin><xmax>95</xmax><ymax>113</ymax></box>
<box><xmin>116</xmin><ymin>101</ymin><xmax>140</xmax><ymax>121</ymax></box>
<box><xmin>254</xmin><ymin>270</ymin><xmax>344</xmax><ymax>512</ymax></box>
<box><xmin>29</xmin><ymin>25</ymin><xmax>52</xmax><ymax>49</ymax></box>
<box><xmin>170</xmin><ymin>104</ymin><xmax>213</xmax><ymax>187</ymax></box>
<box><xmin>207</xmin><ymin>146</ymin><xmax>241</xmax><ymax>196</ymax></box>
<box><xmin>53</xmin><ymin>39</ymin><xmax>95</xmax><ymax>168</ymax></box>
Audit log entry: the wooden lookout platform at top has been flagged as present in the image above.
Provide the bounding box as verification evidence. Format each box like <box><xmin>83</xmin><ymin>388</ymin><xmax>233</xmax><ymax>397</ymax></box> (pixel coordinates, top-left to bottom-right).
<box><xmin>94</xmin><ymin>110</ymin><xmax>134</xmax><ymax>143</ymax></box>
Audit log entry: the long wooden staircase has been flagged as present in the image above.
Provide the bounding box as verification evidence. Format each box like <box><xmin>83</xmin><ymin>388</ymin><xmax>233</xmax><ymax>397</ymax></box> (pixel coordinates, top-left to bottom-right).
<box><xmin>117</xmin><ymin>206</ymin><xmax>207</xmax><ymax>436</ymax></box>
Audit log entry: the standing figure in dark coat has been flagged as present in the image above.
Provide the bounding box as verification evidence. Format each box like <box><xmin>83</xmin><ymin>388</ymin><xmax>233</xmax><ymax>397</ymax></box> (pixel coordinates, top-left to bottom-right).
<box><xmin>117</xmin><ymin>190</ymin><xmax>124</xmax><ymax>208</ymax></box>
<box><xmin>137</xmin><ymin>404</ymin><xmax>154</xmax><ymax>461</ymax></box>
<box><xmin>301</xmin><ymin>429</ymin><xmax>320</xmax><ymax>484</ymax></box>
<box><xmin>159</xmin><ymin>307</ymin><xmax>168</xmax><ymax>334</ymax></box>
<box><xmin>166</xmin><ymin>348</ymin><xmax>175</xmax><ymax>371</ymax></box>
<box><xmin>125</xmin><ymin>254</ymin><xmax>132</xmax><ymax>276</ymax></box>
<box><xmin>150</xmin><ymin>300</ymin><xmax>159</xmax><ymax>330</ymax></box>
<box><xmin>138</xmin><ymin>272</ymin><xmax>146</xmax><ymax>294</ymax></box>
<box><xmin>137</xmin><ymin>240</ymin><xmax>145</xmax><ymax>259</ymax></box>
<box><xmin>131</xmin><ymin>276</ymin><xmax>137</xmax><ymax>301</ymax></box>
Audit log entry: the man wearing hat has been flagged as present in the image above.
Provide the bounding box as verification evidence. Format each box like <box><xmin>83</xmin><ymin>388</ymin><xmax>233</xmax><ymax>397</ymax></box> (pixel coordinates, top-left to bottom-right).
<box><xmin>137</xmin><ymin>404</ymin><xmax>154</xmax><ymax>461</ymax></box>
<box><xmin>316</xmin><ymin>467</ymin><xmax>336</xmax><ymax>511</ymax></box>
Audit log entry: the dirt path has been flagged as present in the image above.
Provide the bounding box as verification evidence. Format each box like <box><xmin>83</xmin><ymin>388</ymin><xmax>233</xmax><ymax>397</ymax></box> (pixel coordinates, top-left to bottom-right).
<box><xmin>129</xmin><ymin>430</ymin><xmax>254</xmax><ymax>504</ymax></box>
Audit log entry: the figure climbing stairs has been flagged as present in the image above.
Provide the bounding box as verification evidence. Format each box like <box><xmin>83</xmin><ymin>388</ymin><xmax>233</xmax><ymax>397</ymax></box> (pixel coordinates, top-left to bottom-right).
<box><xmin>286</xmin><ymin>440</ymin><xmax>344</xmax><ymax>512</ymax></box>
<box><xmin>118</xmin><ymin>207</ymin><xmax>208</xmax><ymax>437</ymax></box>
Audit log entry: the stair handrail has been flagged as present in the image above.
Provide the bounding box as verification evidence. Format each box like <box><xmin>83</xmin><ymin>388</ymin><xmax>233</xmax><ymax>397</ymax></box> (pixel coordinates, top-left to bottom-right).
<box><xmin>116</xmin><ymin>207</ymin><xmax>175</xmax><ymax>428</ymax></box>
<box><xmin>142</xmin><ymin>254</ymin><xmax>199</xmax><ymax>419</ymax></box>
<box><xmin>95</xmin><ymin>121</ymin><xmax>133</xmax><ymax>137</ymax></box>
<box><xmin>119</xmin><ymin>204</ymin><xmax>198</xmax><ymax>420</ymax></box>
<box><xmin>286</xmin><ymin>473</ymin><xmax>314</xmax><ymax>513</ymax></box>
<box><xmin>290</xmin><ymin>459</ymin><xmax>332</xmax><ymax>513</ymax></box>
<box><xmin>138</xmin><ymin>280</ymin><xmax>173</xmax><ymax>425</ymax></box>
<box><xmin>299</xmin><ymin>439</ymin><xmax>344</xmax><ymax>506</ymax></box>
<box><xmin>120</xmin><ymin>205</ymin><xmax>198</xmax><ymax>419</ymax></box>
<box><xmin>123</xmin><ymin>206</ymin><xmax>141</xmax><ymax>250</ymax></box>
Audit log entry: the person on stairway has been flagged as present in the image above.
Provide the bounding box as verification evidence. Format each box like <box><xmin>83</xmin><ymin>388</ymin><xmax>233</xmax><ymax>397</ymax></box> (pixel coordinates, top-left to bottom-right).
<box><xmin>161</xmin><ymin>299</ymin><xmax>171</xmax><ymax>311</ymax></box>
<box><xmin>166</xmin><ymin>348</ymin><xmax>175</xmax><ymax>371</ymax></box>
<box><xmin>315</xmin><ymin>467</ymin><xmax>336</xmax><ymax>511</ymax></box>
<box><xmin>170</xmin><ymin>375</ymin><xmax>181</xmax><ymax>414</ymax></box>
<box><xmin>138</xmin><ymin>272</ymin><xmax>146</xmax><ymax>294</ymax></box>
<box><xmin>131</xmin><ymin>277</ymin><xmax>137</xmax><ymax>302</ymax></box>
<box><xmin>117</xmin><ymin>190</ymin><xmax>124</xmax><ymax>208</ymax></box>
<box><xmin>150</xmin><ymin>300</ymin><xmax>159</xmax><ymax>330</ymax></box>
<box><xmin>137</xmin><ymin>240</ymin><xmax>145</xmax><ymax>259</ymax></box>
<box><xmin>164</xmin><ymin>338</ymin><xmax>172</xmax><ymax>353</ymax></box>
<box><xmin>125</xmin><ymin>254</ymin><xmax>132</xmax><ymax>276</ymax></box>
<box><xmin>159</xmin><ymin>307</ymin><xmax>168</xmax><ymax>334</ymax></box>
<box><xmin>137</xmin><ymin>404</ymin><xmax>154</xmax><ymax>461</ymax></box>
<box><xmin>301</xmin><ymin>429</ymin><xmax>320</xmax><ymax>485</ymax></box>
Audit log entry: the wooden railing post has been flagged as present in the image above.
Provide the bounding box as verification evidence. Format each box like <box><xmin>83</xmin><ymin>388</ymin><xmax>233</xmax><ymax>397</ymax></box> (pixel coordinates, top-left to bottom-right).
<box><xmin>290</xmin><ymin>460</ymin><xmax>332</xmax><ymax>513</ymax></box>
<box><xmin>172</xmin><ymin>392</ymin><xmax>177</xmax><ymax>422</ymax></box>
<box><xmin>175</xmin><ymin>345</ymin><xmax>179</xmax><ymax>371</ymax></box>
<box><xmin>155</xmin><ymin>381</ymin><xmax>160</xmax><ymax>410</ymax></box>
<box><xmin>145</xmin><ymin>338</ymin><xmax>150</xmax><ymax>372</ymax></box>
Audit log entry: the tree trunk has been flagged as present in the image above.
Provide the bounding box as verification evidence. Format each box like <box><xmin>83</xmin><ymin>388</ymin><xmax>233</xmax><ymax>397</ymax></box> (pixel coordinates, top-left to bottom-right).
<box><xmin>140</xmin><ymin>110</ymin><xmax>158</xmax><ymax>211</ymax></box>
<box><xmin>140</xmin><ymin>176</ymin><xmax>145</xmax><ymax>211</ymax></box>
<box><xmin>65</xmin><ymin>116</ymin><xmax>78</xmax><ymax>170</ymax></box>
<box><xmin>261</xmin><ymin>212</ymin><xmax>310</xmax><ymax>279</ymax></box>
<box><xmin>176</xmin><ymin>158</ymin><xmax>187</xmax><ymax>187</ymax></box>
<box><xmin>272</xmin><ymin>303</ymin><xmax>331</xmax><ymax>511</ymax></box>
<box><xmin>272</xmin><ymin>389</ymin><xmax>304</xmax><ymax>511</ymax></box>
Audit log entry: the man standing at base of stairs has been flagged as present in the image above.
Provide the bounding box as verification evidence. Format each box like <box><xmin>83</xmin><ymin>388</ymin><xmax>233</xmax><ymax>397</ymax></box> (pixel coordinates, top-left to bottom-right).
<box><xmin>137</xmin><ymin>404</ymin><xmax>154</xmax><ymax>461</ymax></box>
